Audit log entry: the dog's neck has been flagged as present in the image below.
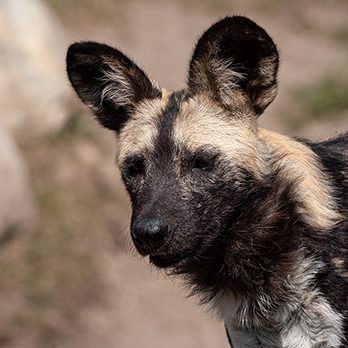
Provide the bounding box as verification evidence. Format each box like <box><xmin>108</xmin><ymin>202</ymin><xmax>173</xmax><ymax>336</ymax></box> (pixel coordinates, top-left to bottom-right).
<box><xmin>207</xmin><ymin>255</ymin><xmax>343</xmax><ymax>348</ymax></box>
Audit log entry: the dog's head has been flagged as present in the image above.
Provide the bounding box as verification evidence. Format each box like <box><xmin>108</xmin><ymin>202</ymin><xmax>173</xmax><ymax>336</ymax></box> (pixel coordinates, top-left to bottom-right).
<box><xmin>66</xmin><ymin>17</ymin><xmax>279</xmax><ymax>273</ymax></box>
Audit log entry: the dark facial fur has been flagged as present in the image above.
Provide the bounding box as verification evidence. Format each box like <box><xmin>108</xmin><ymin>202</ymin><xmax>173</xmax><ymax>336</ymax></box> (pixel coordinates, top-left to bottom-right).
<box><xmin>67</xmin><ymin>16</ymin><xmax>348</xmax><ymax>348</ymax></box>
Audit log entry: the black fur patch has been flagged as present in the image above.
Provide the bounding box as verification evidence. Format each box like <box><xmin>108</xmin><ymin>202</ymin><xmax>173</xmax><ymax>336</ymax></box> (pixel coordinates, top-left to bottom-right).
<box><xmin>154</xmin><ymin>90</ymin><xmax>186</xmax><ymax>158</ymax></box>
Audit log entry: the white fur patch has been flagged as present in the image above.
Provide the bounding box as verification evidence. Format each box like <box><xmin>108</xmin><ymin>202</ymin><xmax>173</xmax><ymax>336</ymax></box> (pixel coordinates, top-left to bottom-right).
<box><xmin>209</xmin><ymin>58</ymin><xmax>246</xmax><ymax>105</ymax></box>
<box><xmin>207</xmin><ymin>258</ymin><xmax>344</xmax><ymax>348</ymax></box>
<box><xmin>99</xmin><ymin>64</ymin><xmax>134</xmax><ymax>108</ymax></box>
<box><xmin>97</xmin><ymin>63</ymin><xmax>160</xmax><ymax>111</ymax></box>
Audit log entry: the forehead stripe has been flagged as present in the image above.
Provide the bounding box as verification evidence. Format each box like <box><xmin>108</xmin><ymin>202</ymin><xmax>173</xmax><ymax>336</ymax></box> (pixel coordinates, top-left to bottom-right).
<box><xmin>155</xmin><ymin>90</ymin><xmax>186</xmax><ymax>155</ymax></box>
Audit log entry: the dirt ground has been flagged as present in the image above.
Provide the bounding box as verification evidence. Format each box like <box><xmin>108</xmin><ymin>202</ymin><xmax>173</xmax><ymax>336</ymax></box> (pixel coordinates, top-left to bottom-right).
<box><xmin>1</xmin><ymin>1</ymin><xmax>348</xmax><ymax>347</ymax></box>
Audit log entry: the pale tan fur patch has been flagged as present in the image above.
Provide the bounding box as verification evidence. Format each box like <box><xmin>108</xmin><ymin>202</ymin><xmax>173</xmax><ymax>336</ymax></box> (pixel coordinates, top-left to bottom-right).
<box><xmin>116</xmin><ymin>89</ymin><xmax>171</xmax><ymax>163</ymax></box>
<box><xmin>332</xmin><ymin>258</ymin><xmax>348</xmax><ymax>279</ymax></box>
<box><xmin>161</xmin><ymin>88</ymin><xmax>171</xmax><ymax>104</ymax></box>
<box><xmin>259</xmin><ymin>129</ymin><xmax>342</xmax><ymax>231</ymax></box>
<box><xmin>173</xmin><ymin>96</ymin><xmax>263</xmax><ymax>176</ymax></box>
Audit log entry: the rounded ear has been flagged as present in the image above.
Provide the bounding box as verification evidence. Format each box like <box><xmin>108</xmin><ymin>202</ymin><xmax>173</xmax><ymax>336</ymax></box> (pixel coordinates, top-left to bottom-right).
<box><xmin>66</xmin><ymin>42</ymin><xmax>162</xmax><ymax>131</ymax></box>
<box><xmin>188</xmin><ymin>16</ymin><xmax>279</xmax><ymax>115</ymax></box>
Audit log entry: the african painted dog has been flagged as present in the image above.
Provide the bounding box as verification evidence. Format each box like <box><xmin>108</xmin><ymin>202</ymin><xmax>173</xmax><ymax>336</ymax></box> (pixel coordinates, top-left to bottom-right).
<box><xmin>67</xmin><ymin>16</ymin><xmax>348</xmax><ymax>348</ymax></box>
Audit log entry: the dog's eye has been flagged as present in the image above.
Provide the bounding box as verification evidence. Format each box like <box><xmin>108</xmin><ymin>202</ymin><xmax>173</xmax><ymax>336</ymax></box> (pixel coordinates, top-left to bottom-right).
<box><xmin>124</xmin><ymin>156</ymin><xmax>145</xmax><ymax>177</ymax></box>
<box><xmin>192</xmin><ymin>154</ymin><xmax>216</xmax><ymax>172</ymax></box>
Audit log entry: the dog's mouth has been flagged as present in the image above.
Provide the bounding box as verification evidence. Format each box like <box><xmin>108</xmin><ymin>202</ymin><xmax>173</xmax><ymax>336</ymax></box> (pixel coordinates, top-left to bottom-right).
<box><xmin>149</xmin><ymin>252</ymin><xmax>193</xmax><ymax>268</ymax></box>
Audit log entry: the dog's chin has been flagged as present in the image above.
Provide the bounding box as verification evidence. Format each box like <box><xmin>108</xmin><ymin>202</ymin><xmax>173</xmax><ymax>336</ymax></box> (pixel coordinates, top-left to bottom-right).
<box><xmin>149</xmin><ymin>251</ymin><xmax>194</xmax><ymax>268</ymax></box>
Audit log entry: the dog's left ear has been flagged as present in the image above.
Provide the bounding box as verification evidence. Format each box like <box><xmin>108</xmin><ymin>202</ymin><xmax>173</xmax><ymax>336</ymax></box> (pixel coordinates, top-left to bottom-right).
<box><xmin>188</xmin><ymin>16</ymin><xmax>279</xmax><ymax>115</ymax></box>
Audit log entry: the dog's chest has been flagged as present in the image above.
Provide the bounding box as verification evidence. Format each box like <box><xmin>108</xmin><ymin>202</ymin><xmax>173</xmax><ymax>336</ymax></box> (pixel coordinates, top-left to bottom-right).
<box><xmin>212</xmin><ymin>294</ymin><xmax>281</xmax><ymax>347</ymax></box>
<box><xmin>211</xmin><ymin>291</ymin><xmax>344</xmax><ymax>348</ymax></box>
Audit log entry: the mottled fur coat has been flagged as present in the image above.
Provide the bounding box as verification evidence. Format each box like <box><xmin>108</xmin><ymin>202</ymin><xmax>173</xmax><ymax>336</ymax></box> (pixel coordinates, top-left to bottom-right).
<box><xmin>67</xmin><ymin>16</ymin><xmax>348</xmax><ymax>347</ymax></box>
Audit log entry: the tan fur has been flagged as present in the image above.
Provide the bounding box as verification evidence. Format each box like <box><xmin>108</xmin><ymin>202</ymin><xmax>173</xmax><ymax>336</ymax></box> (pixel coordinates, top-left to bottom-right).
<box><xmin>173</xmin><ymin>96</ymin><xmax>263</xmax><ymax>176</ymax></box>
<box><xmin>161</xmin><ymin>88</ymin><xmax>171</xmax><ymax>104</ymax></box>
<box><xmin>332</xmin><ymin>258</ymin><xmax>348</xmax><ymax>279</ymax></box>
<box><xmin>249</xmin><ymin>56</ymin><xmax>278</xmax><ymax>111</ymax></box>
<box><xmin>189</xmin><ymin>43</ymin><xmax>248</xmax><ymax>110</ymax></box>
<box><xmin>206</xmin><ymin>58</ymin><xmax>246</xmax><ymax>107</ymax></box>
<box><xmin>189</xmin><ymin>45</ymin><xmax>278</xmax><ymax>113</ymax></box>
<box><xmin>256</xmin><ymin>56</ymin><xmax>278</xmax><ymax>87</ymax></box>
<box><xmin>259</xmin><ymin>129</ymin><xmax>342</xmax><ymax>231</ymax></box>
<box><xmin>116</xmin><ymin>100</ymin><xmax>158</xmax><ymax>163</ymax></box>
<box><xmin>253</xmin><ymin>85</ymin><xmax>278</xmax><ymax>113</ymax></box>
<box><xmin>116</xmin><ymin>89</ymin><xmax>170</xmax><ymax>163</ymax></box>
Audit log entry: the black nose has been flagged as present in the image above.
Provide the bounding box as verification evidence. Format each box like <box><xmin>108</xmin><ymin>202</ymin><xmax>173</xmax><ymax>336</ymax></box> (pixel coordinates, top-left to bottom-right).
<box><xmin>132</xmin><ymin>219</ymin><xmax>169</xmax><ymax>254</ymax></box>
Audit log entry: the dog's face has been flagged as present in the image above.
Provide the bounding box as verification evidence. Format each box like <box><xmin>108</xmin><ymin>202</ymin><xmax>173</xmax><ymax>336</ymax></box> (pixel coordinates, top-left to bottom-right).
<box><xmin>118</xmin><ymin>93</ymin><xmax>262</xmax><ymax>269</ymax></box>
<box><xmin>67</xmin><ymin>17</ymin><xmax>279</xmax><ymax>271</ymax></box>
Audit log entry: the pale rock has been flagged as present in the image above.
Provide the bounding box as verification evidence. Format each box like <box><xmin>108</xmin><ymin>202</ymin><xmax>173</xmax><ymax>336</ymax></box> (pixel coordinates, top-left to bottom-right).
<box><xmin>0</xmin><ymin>0</ymin><xmax>71</xmax><ymax>134</ymax></box>
<box><xmin>0</xmin><ymin>127</ymin><xmax>32</xmax><ymax>241</ymax></box>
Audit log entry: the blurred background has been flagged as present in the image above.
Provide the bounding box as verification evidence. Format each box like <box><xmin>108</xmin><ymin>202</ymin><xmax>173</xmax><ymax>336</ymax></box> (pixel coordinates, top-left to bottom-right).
<box><xmin>0</xmin><ymin>0</ymin><xmax>347</xmax><ymax>347</ymax></box>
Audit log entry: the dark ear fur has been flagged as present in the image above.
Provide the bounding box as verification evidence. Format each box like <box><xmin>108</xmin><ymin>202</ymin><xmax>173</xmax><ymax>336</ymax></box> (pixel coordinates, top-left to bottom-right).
<box><xmin>188</xmin><ymin>16</ymin><xmax>279</xmax><ymax>115</ymax></box>
<box><xmin>66</xmin><ymin>42</ymin><xmax>162</xmax><ymax>131</ymax></box>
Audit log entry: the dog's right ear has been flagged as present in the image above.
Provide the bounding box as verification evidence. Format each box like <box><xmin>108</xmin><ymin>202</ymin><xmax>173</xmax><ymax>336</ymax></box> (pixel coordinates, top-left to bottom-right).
<box><xmin>66</xmin><ymin>42</ymin><xmax>162</xmax><ymax>132</ymax></box>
